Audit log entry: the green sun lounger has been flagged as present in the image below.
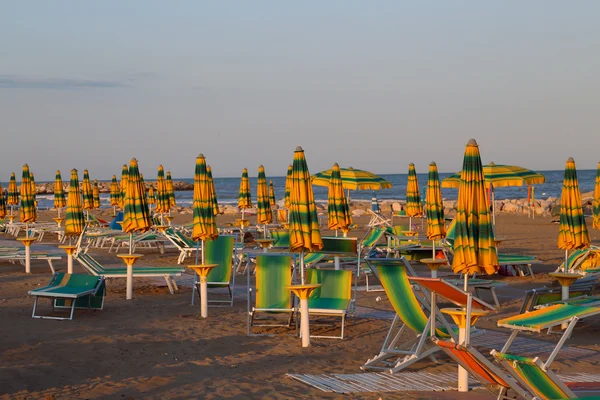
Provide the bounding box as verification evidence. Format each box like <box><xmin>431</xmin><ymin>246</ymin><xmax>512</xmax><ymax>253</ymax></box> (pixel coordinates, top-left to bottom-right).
<box><xmin>161</xmin><ymin>227</ymin><xmax>198</xmax><ymax>264</ymax></box>
<box><xmin>28</xmin><ymin>272</ymin><xmax>105</xmax><ymax>320</ymax></box>
<box><xmin>191</xmin><ymin>235</ymin><xmax>236</xmax><ymax>306</ymax></box>
<box><xmin>269</xmin><ymin>229</ymin><xmax>290</xmax><ymax>250</ymax></box>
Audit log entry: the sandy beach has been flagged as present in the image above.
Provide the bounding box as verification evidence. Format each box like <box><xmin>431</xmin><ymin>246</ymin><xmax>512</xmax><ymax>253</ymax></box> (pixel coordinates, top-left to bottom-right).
<box><xmin>1</xmin><ymin>209</ymin><xmax>600</xmax><ymax>399</ymax></box>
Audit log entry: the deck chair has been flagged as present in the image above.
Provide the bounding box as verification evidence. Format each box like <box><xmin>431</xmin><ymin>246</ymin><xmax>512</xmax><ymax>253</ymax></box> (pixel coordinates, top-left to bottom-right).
<box><xmin>247</xmin><ymin>253</ymin><xmax>296</xmax><ymax>336</ymax></box>
<box><xmin>28</xmin><ymin>272</ymin><xmax>105</xmax><ymax>320</ymax></box>
<box><xmin>270</xmin><ymin>229</ymin><xmax>290</xmax><ymax>250</ymax></box>
<box><xmin>75</xmin><ymin>252</ymin><xmax>184</xmax><ymax>294</ymax></box>
<box><xmin>161</xmin><ymin>227</ymin><xmax>198</xmax><ymax>264</ymax></box>
<box><xmin>432</xmin><ymin>338</ymin><xmax>532</xmax><ymax>400</ymax></box>
<box><xmin>558</xmin><ymin>247</ymin><xmax>600</xmax><ymax>275</ymax></box>
<box><xmin>520</xmin><ymin>279</ymin><xmax>597</xmax><ymax>313</ymax></box>
<box><xmin>362</xmin><ymin>257</ymin><xmax>459</xmax><ymax>373</ymax></box>
<box><xmin>356</xmin><ymin>227</ymin><xmax>392</xmax><ymax>290</ymax></box>
<box><xmin>191</xmin><ymin>235</ymin><xmax>236</xmax><ymax>306</ymax></box>
<box><xmin>492</xmin><ymin>351</ymin><xmax>576</xmax><ymax>400</ymax></box>
<box><xmin>305</xmin><ymin>268</ymin><xmax>353</xmax><ymax>339</ymax></box>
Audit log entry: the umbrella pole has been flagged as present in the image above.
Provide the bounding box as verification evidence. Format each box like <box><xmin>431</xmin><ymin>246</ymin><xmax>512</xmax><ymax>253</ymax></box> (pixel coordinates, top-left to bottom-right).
<box><xmin>564</xmin><ymin>250</ymin><xmax>568</xmax><ymax>273</ymax></box>
<box><xmin>300</xmin><ymin>250</ymin><xmax>305</xmax><ymax>284</ymax></box>
<box><xmin>432</xmin><ymin>240</ymin><xmax>436</xmax><ymax>260</ymax></box>
<box><xmin>191</xmin><ymin>241</ymin><xmax>200</xmax><ymax>305</ymax></box>
<box><xmin>457</xmin><ymin>273</ymin><xmax>470</xmax><ymax>392</ymax></box>
<box><xmin>199</xmin><ymin>239</ymin><xmax>208</xmax><ymax>318</ymax></box>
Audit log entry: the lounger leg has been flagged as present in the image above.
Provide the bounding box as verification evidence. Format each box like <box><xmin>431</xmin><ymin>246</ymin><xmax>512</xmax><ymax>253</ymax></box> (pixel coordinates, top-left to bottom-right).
<box><xmin>500</xmin><ymin>330</ymin><xmax>519</xmax><ymax>353</ymax></box>
<box><xmin>171</xmin><ymin>278</ymin><xmax>179</xmax><ymax>291</ymax></box>
<box><xmin>164</xmin><ymin>276</ymin><xmax>174</xmax><ymax>294</ymax></box>
<box><xmin>69</xmin><ymin>299</ymin><xmax>76</xmax><ymax>320</ymax></box>
<box><xmin>544</xmin><ymin>317</ymin><xmax>579</xmax><ymax>369</ymax></box>
<box><xmin>31</xmin><ymin>296</ymin><xmax>39</xmax><ymax>318</ymax></box>
<box><xmin>47</xmin><ymin>259</ymin><xmax>56</xmax><ymax>274</ymax></box>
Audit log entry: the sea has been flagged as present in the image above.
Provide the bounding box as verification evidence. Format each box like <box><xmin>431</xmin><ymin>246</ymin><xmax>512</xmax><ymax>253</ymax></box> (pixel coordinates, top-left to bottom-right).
<box><xmin>5</xmin><ymin>169</ymin><xmax>597</xmax><ymax>210</ymax></box>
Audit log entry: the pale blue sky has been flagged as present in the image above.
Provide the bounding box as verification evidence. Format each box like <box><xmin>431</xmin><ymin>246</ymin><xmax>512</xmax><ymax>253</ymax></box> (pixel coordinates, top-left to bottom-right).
<box><xmin>1</xmin><ymin>1</ymin><xmax>599</xmax><ymax>181</ymax></box>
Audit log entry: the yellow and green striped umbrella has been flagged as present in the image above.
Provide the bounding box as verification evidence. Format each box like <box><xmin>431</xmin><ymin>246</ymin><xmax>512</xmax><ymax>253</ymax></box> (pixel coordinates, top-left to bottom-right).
<box><xmin>192</xmin><ymin>154</ymin><xmax>219</xmax><ymax>243</ymax></box>
<box><xmin>166</xmin><ymin>171</ymin><xmax>176</xmax><ymax>208</ymax></box>
<box><xmin>284</xmin><ymin>164</ymin><xmax>292</xmax><ymax>208</ymax></box>
<box><xmin>327</xmin><ymin>162</ymin><xmax>352</xmax><ymax>235</ymax></box>
<box><xmin>269</xmin><ymin>180</ymin><xmax>276</xmax><ymax>207</ymax></box>
<box><xmin>289</xmin><ymin>147</ymin><xmax>323</xmax><ymax>283</ymax></box>
<box><xmin>119</xmin><ymin>164</ymin><xmax>128</xmax><ymax>209</ymax></box>
<box><xmin>238</xmin><ymin>168</ymin><xmax>252</xmax><ymax>210</ymax></box>
<box><xmin>425</xmin><ymin>161</ymin><xmax>445</xmax><ymax>241</ymax></box>
<box><xmin>593</xmin><ymin>162</ymin><xmax>600</xmax><ymax>230</ymax></box>
<box><xmin>7</xmin><ymin>172</ymin><xmax>19</xmax><ymax>207</ymax></box>
<box><xmin>0</xmin><ymin>183</ymin><xmax>5</xmax><ymax>219</ymax></box>
<box><xmin>64</xmin><ymin>169</ymin><xmax>85</xmax><ymax>238</ymax></box>
<box><xmin>452</xmin><ymin>139</ymin><xmax>498</xmax><ymax>277</ymax></box>
<box><xmin>53</xmin><ymin>170</ymin><xmax>66</xmax><ymax>210</ymax></box>
<box><xmin>256</xmin><ymin>165</ymin><xmax>273</xmax><ymax>226</ymax></box>
<box><xmin>442</xmin><ymin>162</ymin><xmax>545</xmax><ymax>188</ymax></box>
<box><xmin>82</xmin><ymin>170</ymin><xmax>93</xmax><ymax>210</ymax></box>
<box><xmin>30</xmin><ymin>172</ymin><xmax>37</xmax><ymax>210</ymax></box>
<box><xmin>19</xmin><ymin>164</ymin><xmax>36</xmax><ymax>224</ymax></box>
<box><xmin>405</xmin><ymin>163</ymin><xmax>423</xmax><ymax>220</ymax></box>
<box><xmin>109</xmin><ymin>175</ymin><xmax>120</xmax><ymax>207</ymax></box>
<box><xmin>122</xmin><ymin>158</ymin><xmax>152</xmax><ymax>236</ymax></box>
<box><xmin>147</xmin><ymin>184</ymin><xmax>155</xmax><ymax>206</ymax></box>
<box><xmin>557</xmin><ymin>157</ymin><xmax>590</xmax><ymax>262</ymax></box>
<box><xmin>155</xmin><ymin>165</ymin><xmax>170</xmax><ymax>214</ymax></box>
<box><xmin>312</xmin><ymin>167</ymin><xmax>392</xmax><ymax>191</ymax></box>
<box><xmin>207</xmin><ymin>165</ymin><xmax>220</xmax><ymax>216</ymax></box>
<box><xmin>92</xmin><ymin>179</ymin><xmax>101</xmax><ymax>209</ymax></box>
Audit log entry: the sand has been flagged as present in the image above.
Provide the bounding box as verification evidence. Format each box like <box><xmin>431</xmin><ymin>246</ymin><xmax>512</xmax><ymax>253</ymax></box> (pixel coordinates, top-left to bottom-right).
<box><xmin>1</xmin><ymin>210</ymin><xmax>600</xmax><ymax>399</ymax></box>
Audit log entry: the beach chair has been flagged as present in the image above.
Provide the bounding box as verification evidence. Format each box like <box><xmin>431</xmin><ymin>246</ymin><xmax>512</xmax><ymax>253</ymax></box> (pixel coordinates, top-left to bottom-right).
<box><xmin>558</xmin><ymin>247</ymin><xmax>600</xmax><ymax>275</ymax></box>
<box><xmin>492</xmin><ymin>351</ymin><xmax>577</xmax><ymax>400</ymax></box>
<box><xmin>74</xmin><ymin>252</ymin><xmax>184</xmax><ymax>294</ymax></box>
<box><xmin>305</xmin><ymin>268</ymin><xmax>353</xmax><ymax>339</ymax></box>
<box><xmin>191</xmin><ymin>235</ymin><xmax>236</xmax><ymax>306</ymax></box>
<box><xmin>355</xmin><ymin>227</ymin><xmax>392</xmax><ymax>290</ymax></box>
<box><xmin>520</xmin><ymin>279</ymin><xmax>597</xmax><ymax>313</ymax></box>
<box><xmin>28</xmin><ymin>272</ymin><xmax>105</xmax><ymax>320</ymax></box>
<box><xmin>161</xmin><ymin>227</ymin><xmax>198</xmax><ymax>264</ymax></box>
<box><xmin>269</xmin><ymin>229</ymin><xmax>290</xmax><ymax>250</ymax></box>
<box><xmin>362</xmin><ymin>257</ymin><xmax>460</xmax><ymax>373</ymax></box>
<box><xmin>432</xmin><ymin>338</ymin><xmax>532</xmax><ymax>399</ymax></box>
<box><xmin>247</xmin><ymin>253</ymin><xmax>296</xmax><ymax>336</ymax></box>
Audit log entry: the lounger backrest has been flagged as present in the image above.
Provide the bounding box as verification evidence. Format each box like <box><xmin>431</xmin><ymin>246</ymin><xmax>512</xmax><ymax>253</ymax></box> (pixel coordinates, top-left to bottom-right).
<box><xmin>360</xmin><ymin>227</ymin><xmax>386</xmax><ymax>250</ymax></box>
<box><xmin>205</xmin><ymin>235</ymin><xmax>235</xmax><ymax>284</ymax></box>
<box><xmin>76</xmin><ymin>253</ymin><xmax>105</xmax><ymax>275</ymax></box>
<box><xmin>49</xmin><ymin>272</ymin><xmax>101</xmax><ymax>290</ymax></box>
<box><xmin>173</xmin><ymin>229</ymin><xmax>197</xmax><ymax>248</ymax></box>
<box><xmin>376</xmin><ymin>260</ymin><xmax>448</xmax><ymax>337</ymax></box>
<box><xmin>306</xmin><ymin>269</ymin><xmax>352</xmax><ymax>310</ymax></box>
<box><xmin>270</xmin><ymin>230</ymin><xmax>290</xmax><ymax>249</ymax></box>
<box><xmin>493</xmin><ymin>352</ymin><xmax>574</xmax><ymax>399</ymax></box>
<box><xmin>303</xmin><ymin>252</ymin><xmax>325</xmax><ymax>266</ymax></box>
<box><xmin>321</xmin><ymin>237</ymin><xmax>358</xmax><ymax>255</ymax></box>
<box><xmin>255</xmin><ymin>254</ymin><xmax>292</xmax><ymax>310</ymax></box>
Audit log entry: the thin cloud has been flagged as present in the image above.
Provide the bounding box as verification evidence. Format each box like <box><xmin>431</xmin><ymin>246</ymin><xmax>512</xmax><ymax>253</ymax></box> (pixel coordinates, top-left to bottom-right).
<box><xmin>0</xmin><ymin>75</ymin><xmax>130</xmax><ymax>89</ymax></box>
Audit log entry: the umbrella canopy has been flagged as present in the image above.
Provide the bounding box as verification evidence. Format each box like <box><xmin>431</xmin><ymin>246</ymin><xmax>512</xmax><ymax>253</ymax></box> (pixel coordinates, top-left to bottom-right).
<box><xmin>425</xmin><ymin>162</ymin><xmax>445</xmax><ymax>240</ymax></box>
<box><xmin>284</xmin><ymin>164</ymin><xmax>292</xmax><ymax>208</ymax></box>
<box><xmin>207</xmin><ymin>166</ymin><xmax>220</xmax><ymax>216</ymax></box>
<box><xmin>30</xmin><ymin>173</ymin><xmax>37</xmax><ymax>209</ymax></box>
<box><xmin>327</xmin><ymin>163</ymin><xmax>352</xmax><ymax>234</ymax></box>
<box><xmin>312</xmin><ymin>167</ymin><xmax>392</xmax><ymax>191</ymax></box>
<box><xmin>147</xmin><ymin>185</ymin><xmax>156</xmax><ymax>205</ymax></box>
<box><xmin>0</xmin><ymin>183</ymin><xmax>5</xmax><ymax>218</ymax></box>
<box><xmin>442</xmin><ymin>162</ymin><xmax>545</xmax><ymax>188</ymax></box>
<box><xmin>7</xmin><ymin>173</ymin><xmax>18</xmax><ymax>206</ymax></box>
<box><xmin>269</xmin><ymin>180</ymin><xmax>276</xmax><ymax>207</ymax></box>
<box><xmin>82</xmin><ymin>170</ymin><xmax>93</xmax><ymax>210</ymax></box>
<box><xmin>238</xmin><ymin>168</ymin><xmax>252</xmax><ymax>209</ymax></box>
<box><xmin>93</xmin><ymin>179</ymin><xmax>101</xmax><ymax>209</ymax></box>
<box><xmin>122</xmin><ymin>158</ymin><xmax>152</xmax><ymax>234</ymax></box>
<box><xmin>19</xmin><ymin>164</ymin><xmax>36</xmax><ymax>223</ymax></box>
<box><xmin>64</xmin><ymin>169</ymin><xmax>85</xmax><ymax>237</ymax></box>
<box><xmin>53</xmin><ymin>170</ymin><xmax>66</xmax><ymax>209</ymax></box>
<box><xmin>166</xmin><ymin>171</ymin><xmax>176</xmax><ymax>208</ymax></box>
<box><xmin>557</xmin><ymin>157</ymin><xmax>590</xmax><ymax>252</ymax></box>
<box><xmin>256</xmin><ymin>165</ymin><xmax>273</xmax><ymax>225</ymax></box>
<box><xmin>155</xmin><ymin>165</ymin><xmax>170</xmax><ymax>214</ymax></box>
<box><xmin>110</xmin><ymin>175</ymin><xmax>120</xmax><ymax>207</ymax></box>
<box><xmin>405</xmin><ymin>163</ymin><xmax>423</xmax><ymax>217</ymax></box>
<box><xmin>451</xmin><ymin>139</ymin><xmax>498</xmax><ymax>276</ymax></box>
<box><xmin>192</xmin><ymin>154</ymin><xmax>219</xmax><ymax>242</ymax></box>
<box><xmin>119</xmin><ymin>164</ymin><xmax>128</xmax><ymax>209</ymax></box>
<box><xmin>593</xmin><ymin>162</ymin><xmax>600</xmax><ymax>230</ymax></box>
<box><xmin>289</xmin><ymin>146</ymin><xmax>323</xmax><ymax>254</ymax></box>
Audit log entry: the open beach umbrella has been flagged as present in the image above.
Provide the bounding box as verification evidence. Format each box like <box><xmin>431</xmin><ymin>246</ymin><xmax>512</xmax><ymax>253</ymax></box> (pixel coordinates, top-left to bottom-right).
<box><xmin>166</xmin><ymin>171</ymin><xmax>176</xmax><ymax>210</ymax></box>
<box><xmin>64</xmin><ymin>169</ymin><xmax>85</xmax><ymax>239</ymax></box>
<box><xmin>207</xmin><ymin>166</ymin><xmax>220</xmax><ymax>216</ymax></box>
<box><xmin>327</xmin><ymin>163</ymin><xmax>352</xmax><ymax>237</ymax></box>
<box><xmin>122</xmin><ymin>158</ymin><xmax>152</xmax><ymax>249</ymax></box>
<box><xmin>557</xmin><ymin>157</ymin><xmax>590</xmax><ymax>269</ymax></box>
<box><xmin>256</xmin><ymin>165</ymin><xmax>273</xmax><ymax>235</ymax></box>
<box><xmin>269</xmin><ymin>180</ymin><xmax>276</xmax><ymax>207</ymax></box>
<box><xmin>7</xmin><ymin>172</ymin><xmax>18</xmax><ymax>215</ymax></box>
<box><xmin>238</xmin><ymin>168</ymin><xmax>252</xmax><ymax>221</ymax></box>
<box><xmin>289</xmin><ymin>146</ymin><xmax>323</xmax><ymax>283</ymax></box>
<box><xmin>20</xmin><ymin>164</ymin><xmax>36</xmax><ymax>227</ymax></box>
<box><xmin>119</xmin><ymin>164</ymin><xmax>128</xmax><ymax>209</ymax></box>
<box><xmin>110</xmin><ymin>175</ymin><xmax>120</xmax><ymax>214</ymax></box>
<box><xmin>81</xmin><ymin>170</ymin><xmax>93</xmax><ymax>220</ymax></box>
<box><xmin>0</xmin><ymin>183</ymin><xmax>5</xmax><ymax>219</ymax></box>
<box><xmin>312</xmin><ymin>166</ymin><xmax>392</xmax><ymax>201</ymax></box>
<box><xmin>425</xmin><ymin>162</ymin><xmax>445</xmax><ymax>259</ymax></box>
<box><xmin>284</xmin><ymin>164</ymin><xmax>292</xmax><ymax>208</ymax></box>
<box><xmin>405</xmin><ymin>163</ymin><xmax>423</xmax><ymax>229</ymax></box>
<box><xmin>593</xmin><ymin>162</ymin><xmax>600</xmax><ymax>230</ymax></box>
<box><xmin>53</xmin><ymin>170</ymin><xmax>66</xmax><ymax>217</ymax></box>
<box><xmin>92</xmin><ymin>179</ymin><xmax>101</xmax><ymax>209</ymax></box>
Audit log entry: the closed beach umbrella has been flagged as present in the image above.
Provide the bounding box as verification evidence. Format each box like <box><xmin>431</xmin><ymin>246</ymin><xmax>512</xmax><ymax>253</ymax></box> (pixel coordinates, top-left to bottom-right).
<box><xmin>166</xmin><ymin>171</ymin><xmax>176</xmax><ymax>209</ymax></box>
<box><xmin>122</xmin><ymin>158</ymin><xmax>152</xmax><ymax>244</ymax></box>
<box><xmin>207</xmin><ymin>166</ymin><xmax>220</xmax><ymax>216</ymax></box>
<box><xmin>238</xmin><ymin>168</ymin><xmax>252</xmax><ymax>221</ymax></box>
<box><xmin>110</xmin><ymin>175</ymin><xmax>120</xmax><ymax>215</ymax></box>
<box><xmin>147</xmin><ymin>184</ymin><xmax>155</xmax><ymax>205</ymax></box>
<box><xmin>82</xmin><ymin>170</ymin><xmax>93</xmax><ymax>211</ymax></box>
<box><xmin>53</xmin><ymin>170</ymin><xmax>66</xmax><ymax>216</ymax></box>
<box><xmin>30</xmin><ymin>173</ymin><xmax>37</xmax><ymax>210</ymax></box>
<box><xmin>155</xmin><ymin>165</ymin><xmax>170</xmax><ymax>215</ymax></box>
<box><xmin>425</xmin><ymin>162</ymin><xmax>445</xmax><ymax>259</ymax></box>
<box><xmin>327</xmin><ymin>163</ymin><xmax>352</xmax><ymax>236</ymax></box>
<box><xmin>593</xmin><ymin>162</ymin><xmax>600</xmax><ymax>230</ymax></box>
<box><xmin>256</xmin><ymin>165</ymin><xmax>273</xmax><ymax>229</ymax></box>
<box><xmin>192</xmin><ymin>154</ymin><xmax>219</xmax><ymax>244</ymax></box>
<box><xmin>7</xmin><ymin>173</ymin><xmax>19</xmax><ymax>214</ymax></box>
<box><xmin>405</xmin><ymin>163</ymin><xmax>422</xmax><ymax>228</ymax></box>
<box><xmin>284</xmin><ymin>164</ymin><xmax>292</xmax><ymax>208</ymax></box>
<box><xmin>20</xmin><ymin>164</ymin><xmax>36</xmax><ymax>225</ymax></box>
<box><xmin>93</xmin><ymin>179</ymin><xmax>101</xmax><ymax>209</ymax></box>
<box><xmin>557</xmin><ymin>157</ymin><xmax>590</xmax><ymax>268</ymax></box>
<box><xmin>64</xmin><ymin>169</ymin><xmax>85</xmax><ymax>238</ymax></box>
<box><xmin>0</xmin><ymin>183</ymin><xmax>5</xmax><ymax>219</ymax></box>
<box><xmin>119</xmin><ymin>164</ymin><xmax>128</xmax><ymax>209</ymax></box>
<box><xmin>269</xmin><ymin>180</ymin><xmax>276</xmax><ymax>207</ymax></box>
<box><xmin>289</xmin><ymin>146</ymin><xmax>323</xmax><ymax>282</ymax></box>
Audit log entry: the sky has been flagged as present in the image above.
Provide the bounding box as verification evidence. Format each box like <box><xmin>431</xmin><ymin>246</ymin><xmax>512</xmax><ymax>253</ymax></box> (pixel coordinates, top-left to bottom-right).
<box><xmin>1</xmin><ymin>1</ymin><xmax>599</xmax><ymax>181</ymax></box>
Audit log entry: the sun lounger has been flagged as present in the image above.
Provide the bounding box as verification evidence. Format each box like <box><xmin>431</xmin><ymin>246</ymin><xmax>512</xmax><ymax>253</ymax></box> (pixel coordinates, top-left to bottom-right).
<box><xmin>558</xmin><ymin>246</ymin><xmax>600</xmax><ymax>275</ymax></box>
<box><xmin>28</xmin><ymin>272</ymin><xmax>105</xmax><ymax>320</ymax></box>
<box><xmin>161</xmin><ymin>227</ymin><xmax>198</xmax><ymax>264</ymax></box>
<box><xmin>191</xmin><ymin>235</ymin><xmax>236</xmax><ymax>306</ymax></box>
<box><xmin>520</xmin><ymin>278</ymin><xmax>597</xmax><ymax>313</ymax></box>
<box><xmin>0</xmin><ymin>251</ymin><xmax>62</xmax><ymax>273</ymax></box>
